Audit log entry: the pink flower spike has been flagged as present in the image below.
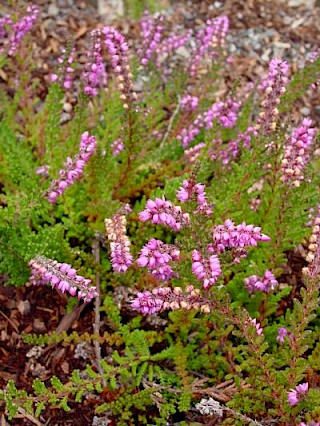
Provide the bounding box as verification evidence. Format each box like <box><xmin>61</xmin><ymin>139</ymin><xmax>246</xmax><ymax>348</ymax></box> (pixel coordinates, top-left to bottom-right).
<box><xmin>29</xmin><ymin>256</ymin><xmax>98</xmax><ymax>302</ymax></box>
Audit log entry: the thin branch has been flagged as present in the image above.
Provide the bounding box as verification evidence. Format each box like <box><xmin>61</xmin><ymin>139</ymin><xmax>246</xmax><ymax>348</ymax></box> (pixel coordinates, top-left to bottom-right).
<box><xmin>92</xmin><ymin>236</ymin><xmax>106</xmax><ymax>387</ymax></box>
<box><xmin>160</xmin><ymin>96</ymin><xmax>181</xmax><ymax>148</ymax></box>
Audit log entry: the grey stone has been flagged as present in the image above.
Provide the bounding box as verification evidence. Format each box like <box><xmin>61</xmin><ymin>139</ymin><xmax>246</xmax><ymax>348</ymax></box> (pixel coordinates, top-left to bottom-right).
<box><xmin>48</xmin><ymin>4</ymin><xmax>59</xmax><ymax>17</ymax></box>
<box><xmin>300</xmin><ymin>106</ymin><xmax>311</xmax><ymax>116</ymax></box>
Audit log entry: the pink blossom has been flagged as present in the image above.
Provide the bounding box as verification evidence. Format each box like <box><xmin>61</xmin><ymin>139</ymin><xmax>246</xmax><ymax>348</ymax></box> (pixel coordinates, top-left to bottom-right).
<box><xmin>29</xmin><ymin>256</ymin><xmax>98</xmax><ymax>303</ymax></box>
<box><xmin>139</xmin><ymin>196</ymin><xmax>190</xmax><ymax>231</ymax></box>
<box><xmin>287</xmin><ymin>382</ymin><xmax>309</xmax><ymax>407</ymax></box>
<box><xmin>45</xmin><ymin>132</ymin><xmax>97</xmax><ymax>203</ymax></box>
<box><xmin>244</xmin><ymin>270</ymin><xmax>278</xmax><ymax>293</ymax></box>
<box><xmin>105</xmin><ymin>214</ymin><xmax>133</xmax><ymax>273</ymax></box>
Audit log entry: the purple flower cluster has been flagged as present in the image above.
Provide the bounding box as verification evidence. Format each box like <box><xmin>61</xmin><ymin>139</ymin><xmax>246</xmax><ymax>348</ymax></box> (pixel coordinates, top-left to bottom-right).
<box><xmin>105</xmin><ymin>214</ymin><xmax>133</xmax><ymax>273</ymax></box>
<box><xmin>138</xmin><ymin>11</ymin><xmax>163</xmax><ymax>65</ymax></box>
<box><xmin>51</xmin><ymin>48</ymin><xmax>76</xmax><ymax>90</ymax></box>
<box><xmin>180</xmin><ymin>94</ymin><xmax>199</xmax><ymax>112</ymax></box>
<box><xmin>257</xmin><ymin>58</ymin><xmax>289</xmax><ymax>135</ymax></box>
<box><xmin>176</xmin><ymin>179</ymin><xmax>213</xmax><ymax>215</ymax></box>
<box><xmin>103</xmin><ymin>26</ymin><xmax>136</xmax><ymax>109</ymax></box>
<box><xmin>177</xmin><ymin>98</ymin><xmax>240</xmax><ymax>149</ymax></box>
<box><xmin>131</xmin><ymin>285</ymin><xmax>211</xmax><ymax>315</ymax></box>
<box><xmin>276</xmin><ymin>327</ymin><xmax>293</xmax><ymax>344</ymax></box>
<box><xmin>111</xmin><ymin>138</ymin><xmax>125</xmax><ymax>156</ymax></box>
<box><xmin>287</xmin><ymin>383</ymin><xmax>309</xmax><ymax>407</ymax></box>
<box><xmin>139</xmin><ymin>196</ymin><xmax>190</xmax><ymax>231</ymax></box>
<box><xmin>280</xmin><ymin>118</ymin><xmax>315</xmax><ymax>187</ymax></box>
<box><xmin>244</xmin><ymin>270</ymin><xmax>278</xmax><ymax>293</ymax></box>
<box><xmin>188</xmin><ymin>16</ymin><xmax>229</xmax><ymax>77</ymax></box>
<box><xmin>210</xmin><ymin>126</ymin><xmax>258</xmax><ymax>166</ymax></box>
<box><xmin>184</xmin><ymin>142</ymin><xmax>206</xmax><ymax>163</ymax></box>
<box><xmin>192</xmin><ymin>250</ymin><xmax>222</xmax><ymax>289</ymax></box>
<box><xmin>0</xmin><ymin>6</ymin><xmax>39</xmax><ymax>56</ymax></box>
<box><xmin>209</xmin><ymin>219</ymin><xmax>270</xmax><ymax>262</ymax></box>
<box><xmin>29</xmin><ymin>256</ymin><xmax>98</xmax><ymax>303</ymax></box>
<box><xmin>210</xmin><ymin>138</ymin><xmax>238</xmax><ymax>165</ymax></box>
<box><xmin>137</xmin><ymin>239</ymin><xmax>180</xmax><ymax>281</ymax></box>
<box><xmin>156</xmin><ymin>30</ymin><xmax>192</xmax><ymax>61</ymax></box>
<box><xmin>46</xmin><ymin>132</ymin><xmax>97</xmax><ymax>204</ymax></box>
<box><xmin>82</xmin><ymin>29</ymin><xmax>107</xmax><ymax>97</ymax></box>
<box><xmin>214</xmin><ymin>98</ymin><xmax>240</xmax><ymax>128</ymax></box>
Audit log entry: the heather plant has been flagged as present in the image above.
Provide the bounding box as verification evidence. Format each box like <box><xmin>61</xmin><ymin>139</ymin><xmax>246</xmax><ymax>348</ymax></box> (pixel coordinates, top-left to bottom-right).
<box><xmin>0</xmin><ymin>3</ymin><xmax>320</xmax><ymax>425</ymax></box>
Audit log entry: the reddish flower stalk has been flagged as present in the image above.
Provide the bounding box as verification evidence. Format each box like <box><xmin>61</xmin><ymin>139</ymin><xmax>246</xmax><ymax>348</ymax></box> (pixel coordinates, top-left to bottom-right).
<box><xmin>0</xmin><ymin>6</ymin><xmax>39</xmax><ymax>56</ymax></box>
<box><xmin>280</xmin><ymin>118</ymin><xmax>315</xmax><ymax>187</ymax></box>
<box><xmin>45</xmin><ymin>132</ymin><xmax>97</xmax><ymax>204</ymax></box>
<box><xmin>105</xmin><ymin>214</ymin><xmax>133</xmax><ymax>273</ymax></box>
<box><xmin>137</xmin><ymin>239</ymin><xmax>180</xmax><ymax>281</ymax></box>
<box><xmin>131</xmin><ymin>285</ymin><xmax>212</xmax><ymax>315</ymax></box>
<box><xmin>256</xmin><ymin>58</ymin><xmax>289</xmax><ymax>135</ymax></box>
<box><xmin>29</xmin><ymin>256</ymin><xmax>98</xmax><ymax>303</ymax></box>
<box><xmin>139</xmin><ymin>196</ymin><xmax>190</xmax><ymax>231</ymax></box>
<box><xmin>138</xmin><ymin>10</ymin><xmax>164</xmax><ymax>65</ymax></box>
<box><xmin>102</xmin><ymin>26</ymin><xmax>137</xmax><ymax>109</ymax></box>
<box><xmin>82</xmin><ymin>29</ymin><xmax>107</xmax><ymax>97</ymax></box>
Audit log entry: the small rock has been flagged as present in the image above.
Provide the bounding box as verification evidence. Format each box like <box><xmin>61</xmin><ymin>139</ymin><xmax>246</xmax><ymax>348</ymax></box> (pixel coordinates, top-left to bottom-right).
<box><xmin>261</xmin><ymin>48</ymin><xmax>272</xmax><ymax>62</ymax></box>
<box><xmin>291</xmin><ymin>17</ymin><xmax>305</xmax><ymax>29</ymax></box>
<box><xmin>17</xmin><ymin>300</ymin><xmax>31</xmax><ymax>315</ymax></box>
<box><xmin>63</xmin><ymin>102</ymin><xmax>72</xmax><ymax>113</ymax></box>
<box><xmin>48</xmin><ymin>4</ymin><xmax>59</xmax><ymax>17</ymax></box>
<box><xmin>273</xmin><ymin>41</ymin><xmax>291</xmax><ymax>49</ymax></box>
<box><xmin>98</xmin><ymin>0</ymin><xmax>124</xmax><ymax>22</ymax></box>
<box><xmin>300</xmin><ymin>107</ymin><xmax>311</xmax><ymax>116</ymax></box>
<box><xmin>1</xmin><ymin>330</ymin><xmax>8</xmax><ymax>341</ymax></box>
<box><xmin>60</xmin><ymin>112</ymin><xmax>71</xmax><ymax>124</ymax></box>
<box><xmin>176</xmin><ymin>46</ymin><xmax>190</xmax><ymax>59</ymax></box>
<box><xmin>33</xmin><ymin>318</ymin><xmax>46</xmax><ymax>333</ymax></box>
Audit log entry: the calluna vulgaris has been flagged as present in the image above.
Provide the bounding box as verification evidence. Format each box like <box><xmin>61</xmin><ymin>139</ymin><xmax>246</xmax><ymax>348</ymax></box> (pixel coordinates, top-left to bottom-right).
<box><xmin>0</xmin><ymin>3</ymin><xmax>319</xmax><ymax>426</ymax></box>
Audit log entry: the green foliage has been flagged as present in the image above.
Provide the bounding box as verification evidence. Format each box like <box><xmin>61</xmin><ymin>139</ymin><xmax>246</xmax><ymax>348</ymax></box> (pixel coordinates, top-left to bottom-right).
<box><xmin>0</xmin><ymin>4</ymin><xmax>320</xmax><ymax>425</ymax></box>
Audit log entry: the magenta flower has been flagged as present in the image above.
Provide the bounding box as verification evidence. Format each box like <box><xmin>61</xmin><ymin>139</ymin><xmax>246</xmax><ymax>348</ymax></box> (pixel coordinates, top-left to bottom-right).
<box><xmin>287</xmin><ymin>382</ymin><xmax>309</xmax><ymax>407</ymax></box>
<box><xmin>1</xmin><ymin>6</ymin><xmax>39</xmax><ymax>56</ymax></box>
<box><xmin>277</xmin><ymin>327</ymin><xmax>290</xmax><ymax>343</ymax></box>
<box><xmin>111</xmin><ymin>138</ymin><xmax>125</xmax><ymax>156</ymax></box>
<box><xmin>103</xmin><ymin>26</ymin><xmax>136</xmax><ymax>109</ymax></box>
<box><xmin>280</xmin><ymin>118</ymin><xmax>315</xmax><ymax>188</ymax></box>
<box><xmin>51</xmin><ymin>48</ymin><xmax>76</xmax><ymax>90</ymax></box>
<box><xmin>176</xmin><ymin>179</ymin><xmax>213</xmax><ymax>215</ymax></box>
<box><xmin>139</xmin><ymin>196</ymin><xmax>190</xmax><ymax>231</ymax></box>
<box><xmin>257</xmin><ymin>58</ymin><xmax>289</xmax><ymax>135</ymax></box>
<box><xmin>209</xmin><ymin>219</ymin><xmax>270</xmax><ymax>262</ymax></box>
<box><xmin>138</xmin><ymin>11</ymin><xmax>163</xmax><ymax>66</ymax></box>
<box><xmin>29</xmin><ymin>256</ymin><xmax>98</xmax><ymax>303</ymax></box>
<box><xmin>184</xmin><ymin>143</ymin><xmax>206</xmax><ymax>163</ymax></box>
<box><xmin>192</xmin><ymin>250</ymin><xmax>222</xmax><ymax>289</ymax></box>
<box><xmin>82</xmin><ymin>29</ymin><xmax>107</xmax><ymax>97</ymax></box>
<box><xmin>105</xmin><ymin>214</ymin><xmax>133</xmax><ymax>273</ymax></box>
<box><xmin>187</xmin><ymin>16</ymin><xmax>229</xmax><ymax>77</ymax></box>
<box><xmin>46</xmin><ymin>132</ymin><xmax>97</xmax><ymax>203</ymax></box>
<box><xmin>180</xmin><ymin>94</ymin><xmax>199</xmax><ymax>112</ymax></box>
<box><xmin>177</xmin><ymin>98</ymin><xmax>240</xmax><ymax>149</ymax></box>
<box><xmin>244</xmin><ymin>270</ymin><xmax>278</xmax><ymax>293</ymax></box>
<box><xmin>137</xmin><ymin>239</ymin><xmax>180</xmax><ymax>281</ymax></box>
<box><xmin>156</xmin><ymin>30</ymin><xmax>192</xmax><ymax>68</ymax></box>
<box><xmin>131</xmin><ymin>285</ymin><xmax>211</xmax><ymax>315</ymax></box>
<box><xmin>244</xmin><ymin>318</ymin><xmax>263</xmax><ymax>335</ymax></box>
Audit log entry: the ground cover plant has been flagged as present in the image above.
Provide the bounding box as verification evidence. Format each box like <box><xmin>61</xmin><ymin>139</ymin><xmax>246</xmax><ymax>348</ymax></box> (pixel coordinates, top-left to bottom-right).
<box><xmin>0</xmin><ymin>1</ymin><xmax>320</xmax><ymax>425</ymax></box>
